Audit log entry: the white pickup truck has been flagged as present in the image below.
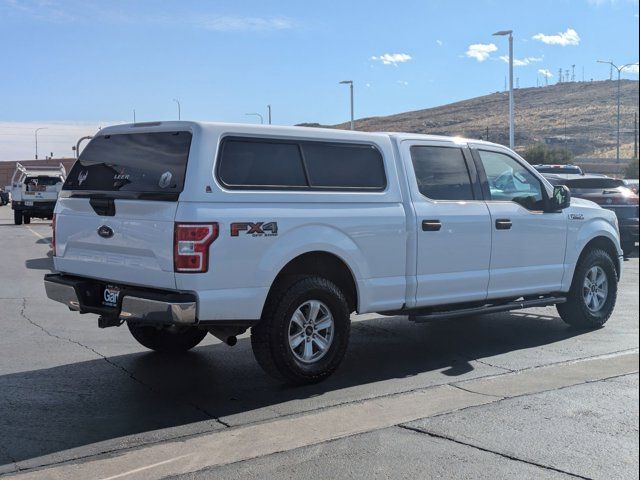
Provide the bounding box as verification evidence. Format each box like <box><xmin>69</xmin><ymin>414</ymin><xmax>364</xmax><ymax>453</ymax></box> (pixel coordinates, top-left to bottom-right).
<box><xmin>9</xmin><ymin>162</ymin><xmax>66</xmax><ymax>225</ymax></box>
<box><xmin>44</xmin><ymin>122</ymin><xmax>623</xmax><ymax>384</ymax></box>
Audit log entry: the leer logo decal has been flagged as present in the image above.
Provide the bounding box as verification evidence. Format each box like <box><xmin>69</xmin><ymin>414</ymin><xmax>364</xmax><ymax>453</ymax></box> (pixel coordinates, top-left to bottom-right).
<box><xmin>230</xmin><ymin>222</ymin><xmax>278</xmax><ymax>237</ymax></box>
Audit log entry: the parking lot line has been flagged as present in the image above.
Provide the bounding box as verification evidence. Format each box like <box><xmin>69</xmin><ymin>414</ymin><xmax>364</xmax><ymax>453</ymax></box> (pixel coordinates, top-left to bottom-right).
<box><xmin>7</xmin><ymin>350</ymin><xmax>638</xmax><ymax>480</ymax></box>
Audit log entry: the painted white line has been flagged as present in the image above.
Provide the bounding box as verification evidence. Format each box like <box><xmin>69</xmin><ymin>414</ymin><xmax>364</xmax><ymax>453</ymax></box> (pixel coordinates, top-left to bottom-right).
<box><xmin>26</xmin><ymin>226</ymin><xmax>51</xmax><ymax>247</ymax></box>
<box><xmin>8</xmin><ymin>351</ymin><xmax>638</xmax><ymax>480</ymax></box>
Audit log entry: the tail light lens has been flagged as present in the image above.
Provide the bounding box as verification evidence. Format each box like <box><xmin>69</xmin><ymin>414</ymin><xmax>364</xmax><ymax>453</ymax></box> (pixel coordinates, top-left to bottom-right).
<box><xmin>174</xmin><ymin>223</ymin><xmax>218</xmax><ymax>273</ymax></box>
<box><xmin>52</xmin><ymin>214</ymin><xmax>56</xmax><ymax>256</ymax></box>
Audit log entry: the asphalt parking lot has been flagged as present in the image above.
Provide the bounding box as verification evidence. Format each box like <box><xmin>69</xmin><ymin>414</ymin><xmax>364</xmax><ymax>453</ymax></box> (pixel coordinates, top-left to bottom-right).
<box><xmin>0</xmin><ymin>207</ymin><xmax>637</xmax><ymax>479</ymax></box>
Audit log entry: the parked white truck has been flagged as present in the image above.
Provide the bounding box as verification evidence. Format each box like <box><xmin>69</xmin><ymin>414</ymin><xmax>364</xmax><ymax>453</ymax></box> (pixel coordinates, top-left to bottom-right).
<box><xmin>44</xmin><ymin>122</ymin><xmax>623</xmax><ymax>384</ymax></box>
<box><xmin>9</xmin><ymin>162</ymin><xmax>66</xmax><ymax>225</ymax></box>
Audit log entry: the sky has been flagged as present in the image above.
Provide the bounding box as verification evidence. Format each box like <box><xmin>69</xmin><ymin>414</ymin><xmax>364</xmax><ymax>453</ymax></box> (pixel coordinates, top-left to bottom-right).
<box><xmin>1</xmin><ymin>0</ymin><xmax>638</xmax><ymax>160</ymax></box>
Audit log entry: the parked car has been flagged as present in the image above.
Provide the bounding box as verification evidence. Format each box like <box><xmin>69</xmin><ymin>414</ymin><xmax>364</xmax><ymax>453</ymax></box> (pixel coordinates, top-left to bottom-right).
<box><xmin>0</xmin><ymin>188</ymin><xmax>9</xmax><ymax>206</ymax></box>
<box><xmin>544</xmin><ymin>174</ymin><xmax>638</xmax><ymax>256</ymax></box>
<box><xmin>533</xmin><ymin>164</ymin><xmax>584</xmax><ymax>178</ymax></box>
<box><xmin>623</xmin><ymin>179</ymin><xmax>639</xmax><ymax>195</ymax></box>
<box><xmin>9</xmin><ymin>162</ymin><xmax>66</xmax><ymax>225</ymax></box>
<box><xmin>44</xmin><ymin>122</ymin><xmax>623</xmax><ymax>384</ymax></box>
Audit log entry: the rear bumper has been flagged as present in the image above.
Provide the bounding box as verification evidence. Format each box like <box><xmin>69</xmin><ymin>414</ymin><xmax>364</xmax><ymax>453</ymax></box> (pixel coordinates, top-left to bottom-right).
<box><xmin>619</xmin><ymin>218</ymin><xmax>639</xmax><ymax>244</ymax></box>
<box><xmin>44</xmin><ymin>273</ymin><xmax>197</xmax><ymax>325</ymax></box>
<box><xmin>12</xmin><ymin>200</ymin><xmax>56</xmax><ymax>216</ymax></box>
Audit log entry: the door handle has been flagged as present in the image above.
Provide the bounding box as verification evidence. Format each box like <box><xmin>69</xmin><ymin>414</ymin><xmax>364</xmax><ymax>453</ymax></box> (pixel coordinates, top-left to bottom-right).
<box><xmin>422</xmin><ymin>220</ymin><xmax>442</xmax><ymax>231</ymax></box>
<box><xmin>495</xmin><ymin>219</ymin><xmax>513</xmax><ymax>230</ymax></box>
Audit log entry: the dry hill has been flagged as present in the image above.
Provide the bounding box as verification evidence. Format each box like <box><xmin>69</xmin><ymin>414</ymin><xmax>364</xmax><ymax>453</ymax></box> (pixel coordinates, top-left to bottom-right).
<box><xmin>301</xmin><ymin>80</ymin><xmax>639</xmax><ymax>158</ymax></box>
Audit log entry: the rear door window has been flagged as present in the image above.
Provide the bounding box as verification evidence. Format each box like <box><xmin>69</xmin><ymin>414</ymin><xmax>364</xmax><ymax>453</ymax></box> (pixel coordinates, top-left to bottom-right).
<box><xmin>410</xmin><ymin>146</ymin><xmax>475</xmax><ymax>200</ymax></box>
<box><xmin>64</xmin><ymin>131</ymin><xmax>192</xmax><ymax>194</ymax></box>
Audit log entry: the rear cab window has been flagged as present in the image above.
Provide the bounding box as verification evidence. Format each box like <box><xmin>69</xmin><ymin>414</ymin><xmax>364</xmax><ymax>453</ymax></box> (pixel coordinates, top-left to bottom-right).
<box><xmin>216</xmin><ymin>136</ymin><xmax>386</xmax><ymax>191</ymax></box>
<box><xmin>64</xmin><ymin>131</ymin><xmax>192</xmax><ymax>199</ymax></box>
<box><xmin>409</xmin><ymin>146</ymin><xmax>475</xmax><ymax>201</ymax></box>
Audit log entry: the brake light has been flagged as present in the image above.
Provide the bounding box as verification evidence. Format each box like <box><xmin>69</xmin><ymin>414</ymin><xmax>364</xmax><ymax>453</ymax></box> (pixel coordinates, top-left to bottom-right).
<box><xmin>52</xmin><ymin>214</ymin><xmax>56</xmax><ymax>256</ymax></box>
<box><xmin>174</xmin><ymin>223</ymin><xmax>218</xmax><ymax>273</ymax></box>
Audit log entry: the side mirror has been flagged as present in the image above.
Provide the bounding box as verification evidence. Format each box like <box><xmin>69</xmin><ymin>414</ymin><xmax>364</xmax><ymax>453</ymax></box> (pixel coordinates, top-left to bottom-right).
<box><xmin>549</xmin><ymin>185</ymin><xmax>571</xmax><ymax>211</ymax></box>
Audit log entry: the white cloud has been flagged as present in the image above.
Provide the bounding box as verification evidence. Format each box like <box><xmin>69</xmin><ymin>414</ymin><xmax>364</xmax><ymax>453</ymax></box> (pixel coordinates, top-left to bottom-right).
<box><xmin>465</xmin><ymin>43</ymin><xmax>497</xmax><ymax>62</ymax></box>
<box><xmin>532</xmin><ymin>28</ymin><xmax>580</xmax><ymax>46</ymax></box>
<box><xmin>196</xmin><ymin>15</ymin><xmax>296</xmax><ymax>31</ymax></box>
<box><xmin>371</xmin><ymin>53</ymin><xmax>412</xmax><ymax>66</ymax></box>
<box><xmin>436</xmin><ymin>40</ymin><xmax>443</xmax><ymax>46</ymax></box>
<box><xmin>538</xmin><ymin>69</ymin><xmax>553</xmax><ymax>78</ymax></box>
<box><xmin>500</xmin><ymin>55</ymin><xmax>543</xmax><ymax>67</ymax></box>
<box><xmin>622</xmin><ymin>63</ymin><xmax>639</xmax><ymax>75</ymax></box>
<box><xmin>396</xmin><ymin>80</ymin><xmax>409</xmax><ymax>86</ymax></box>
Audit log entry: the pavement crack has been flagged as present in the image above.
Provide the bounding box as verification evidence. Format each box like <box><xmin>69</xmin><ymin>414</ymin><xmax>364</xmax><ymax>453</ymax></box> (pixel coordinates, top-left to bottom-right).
<box><xmin>18</xmin><ymin>298</ymin><xmax>230</xmax><ymax>429</ymax></box>
<box><xmin>450</xmin><ymin>383</ymin><xmax>504</xmax><ymax>399</ymax></box>
<box><xmin>397</xmin><ymin>425</ymin><xmax>591</xmax><ymax>479</ymax></box>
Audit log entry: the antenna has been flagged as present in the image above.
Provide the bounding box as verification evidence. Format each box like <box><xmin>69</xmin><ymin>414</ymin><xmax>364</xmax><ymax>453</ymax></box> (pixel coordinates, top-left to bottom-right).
<box><xmin>571</xmin><ymin>65</ymin><xmax>575</xmax><ymax>82</ymax></box>
<box><xmin>558</xmin><ymin>68</ymin><xmax>563</xmax><ymax>83</ymax></box>
<box><xmin>565</xmin><ymin>69</ymin><xmax>570</xmax><ymax>82</ymax></box>
<box><xmin>516</xmin><ymin>77</ymin><xmax>520</xmax><ymax>89</ymax></box>
<box><xmin>582</xmin><ymin>66</ymin><xmax>585</xmax><ymax>82</ymax></box>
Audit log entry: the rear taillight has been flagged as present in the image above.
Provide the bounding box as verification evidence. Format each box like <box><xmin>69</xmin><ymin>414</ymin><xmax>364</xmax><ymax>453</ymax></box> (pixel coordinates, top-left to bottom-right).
<box><xmin>51</xmin><ymin>214</ymin><xmax>56</xmax><ymax>256</ymax></box>
<box><xmin>174</xmin><ymin>223</ymin><xmax>218</xmax><ymax>273</ymax></box>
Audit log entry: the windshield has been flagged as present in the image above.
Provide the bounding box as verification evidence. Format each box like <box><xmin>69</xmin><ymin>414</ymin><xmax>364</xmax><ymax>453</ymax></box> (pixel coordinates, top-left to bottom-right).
<box><xmin>563</xmin><ymin>178</ymin><xmax>625</xmax><ymax>191</ymax></box>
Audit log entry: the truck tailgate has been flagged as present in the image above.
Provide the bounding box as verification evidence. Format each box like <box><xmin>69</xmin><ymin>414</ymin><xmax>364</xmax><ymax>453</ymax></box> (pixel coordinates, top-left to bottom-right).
<box><xmin>54</xmin><ymin>198</ymin><xmax>177</xmax><ymax>289</ymax></box>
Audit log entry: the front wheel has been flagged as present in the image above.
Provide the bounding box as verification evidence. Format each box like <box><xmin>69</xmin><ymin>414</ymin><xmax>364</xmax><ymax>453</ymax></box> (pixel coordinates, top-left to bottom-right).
<box><xmin>251</xmin><ymin>276</ymin><xmax>350</xmax><ymax>385</ymax></box>
<box><xmin>127</xmin><ymin>323</ymin><xmax>208</xmax><ymax>353</ymax></box>
<box><xmin>557</xmin><ymin>248</ymin><xmax>618</xmax><ymax>328</ymax></box>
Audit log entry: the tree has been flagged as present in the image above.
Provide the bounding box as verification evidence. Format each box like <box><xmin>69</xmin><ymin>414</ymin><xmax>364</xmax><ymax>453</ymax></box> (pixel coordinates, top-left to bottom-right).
<box><xmin>521</xmin><ymin>143</ymin><xmax>574</xmax><ymax>165</ymax></box>
<box><xmin>625</xmin><ymin>158</ymin><xmax>639</xmax><ymax>179</ymax></box>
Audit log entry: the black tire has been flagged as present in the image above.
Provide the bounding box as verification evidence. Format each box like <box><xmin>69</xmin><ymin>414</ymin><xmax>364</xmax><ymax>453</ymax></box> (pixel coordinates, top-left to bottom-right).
<box><xmin>14</xmin><ymin>209</ymin><xmax>22</xmax><ymax>225</ymax></box>
<box><xmin>23</xmin><ymin>215</ymin><xmax>31</xmax><ymax>224</ymax></box>
<box><xmin>557</xmin><ymin>248</ymin><xmax>618</xmax><ymax>329</ymax></box>
<box><xmin>622</xmin><ymin>242</ymin><xmax>636</xmax><ymax>257</ymax></box>
<box><xmin>251</xmin><ymin>276</ymin><xmax>351</xmax><ymax>385</ymax></box>
<box><xmin>127</xmin><ymin>323</ymin><xmax>208</xmax><ymax>353</ymax></box>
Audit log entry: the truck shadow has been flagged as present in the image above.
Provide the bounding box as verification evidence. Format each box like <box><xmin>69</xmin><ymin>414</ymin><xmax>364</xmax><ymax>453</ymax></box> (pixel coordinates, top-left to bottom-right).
<box><xmin>0</xmin><ymin>311</ymin><xmax>589</xmax><ymax>467</ymax></box>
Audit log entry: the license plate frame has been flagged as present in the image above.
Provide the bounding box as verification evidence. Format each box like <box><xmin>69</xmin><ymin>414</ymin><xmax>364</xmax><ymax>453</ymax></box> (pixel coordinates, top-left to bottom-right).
<box><xmin>102</xmin><ymin>285</ymin><xmax>121</xmax><ymax>308</ymax></box>
<box><xmin>24</xmin><ymin>200</ymin><xmax>34</xmax><ymax>206</ymax></box>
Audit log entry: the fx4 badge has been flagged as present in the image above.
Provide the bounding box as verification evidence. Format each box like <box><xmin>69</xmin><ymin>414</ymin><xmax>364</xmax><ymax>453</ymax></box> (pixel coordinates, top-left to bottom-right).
<box><xmin>569</xmin><ymin>213</ymin><xmax>584</xmax><ymax>220</ymax></box>
<box><xmin>230</xmin><ymin>222</ymin><xmax>278</xmax><ymax>237</ymax></box>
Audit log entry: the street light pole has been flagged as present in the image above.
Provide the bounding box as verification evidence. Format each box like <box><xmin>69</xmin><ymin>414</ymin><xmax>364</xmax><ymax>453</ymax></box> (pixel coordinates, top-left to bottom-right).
<box><xmin>339</xmin><ymin>80</ymin><xmax>354</xmax><ymax>130</ymax></box>
<box><xmin>493</xmin><ymin>30</ymin><xmax>514</xmax><ymax>149</ymax></box>
<box><xmin>173</xmin><ymin>98</ymin><xmax>181</xmax><ymax>120</ymax></box>
<box><xmin>245</xmin><ymin>113</ymin><xmax>264</xmax><ymax>124</ymax></box>
<box><xmin>267</xmin><ymin>105</ymin><xmax>272</xmax><ymax>125</ymax></box>
<box><xmin>34</xmin><ymin>127</ymin><xmax>47</xmax><ymax>160</ymax></box>
<box><xmin>597</xmin><ymin>61</ymin><xmax>639</xmax><ymax>163</ymax></box>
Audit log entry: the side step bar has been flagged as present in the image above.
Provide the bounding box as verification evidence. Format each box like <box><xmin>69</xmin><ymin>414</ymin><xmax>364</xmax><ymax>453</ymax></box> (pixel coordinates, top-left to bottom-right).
<box><xmin>408</xmin><ymin>296</ymin><xmax>566</xmax><ymax>323</ymax></box>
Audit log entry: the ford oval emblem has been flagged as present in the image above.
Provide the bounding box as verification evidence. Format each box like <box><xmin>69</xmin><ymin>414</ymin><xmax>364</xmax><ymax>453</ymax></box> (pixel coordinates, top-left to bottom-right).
<box><xmin>97</xmin><ymin>225</ymin><xmax>114</xmax><ymax>238</ymax></box>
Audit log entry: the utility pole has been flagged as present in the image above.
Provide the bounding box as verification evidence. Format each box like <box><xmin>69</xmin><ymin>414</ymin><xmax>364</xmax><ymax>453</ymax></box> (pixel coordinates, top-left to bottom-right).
<box><xmin>173</xmin><ymin>98</ymin><xmax>181</xmax><ymax>120</ymax></box>
<box><xmin>34</xmin><ymin>127</ymin><xmax>47</xmax><ymax>160</ymax></box>
<box><xmin>486</xmin><ymin>126</ymin><xmax>489</xmax><ymax>142</ymax></box>
<box><xmin>267</xmin><ymin>105</ymin><xmax>272</xmax><ymax>125</ymax></box>
<box><xmin>339</xmin><ymin>80</ymin><xmax>355</xmax><ymax>130</ymax></box>
<box><xmin>634</xmin><ymin>112</ymin><xmax>638</xmax><ymax>159</ymax></box>
<box><xmin>597</xmin><ymin>61</ymin><xmax>639</xmax><ymax>163</ymax></box>
<box><xmin>571</xmin><ymin>65</ymin><xmax>575</xmax><ymax>82</ymax></box>
<box><xmin>493</xmin><ymin>29</ymin><xmax>514</xmax><ymax>149</ymax></box>
<box><xmin>558</xmin><ymin>68</ymin><xmax>563</xmax><ymax>83</ymax></box>
<box><xmin>133</xmin><ymin>109</ymin><xmax>136</xmax><ymax>123</ymax></box>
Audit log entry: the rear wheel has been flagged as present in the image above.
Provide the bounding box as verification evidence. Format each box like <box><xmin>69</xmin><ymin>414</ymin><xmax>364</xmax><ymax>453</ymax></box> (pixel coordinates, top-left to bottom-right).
<box><xmin>127</xmin><ymin>323</ymin><xmax>208</xmax><ymax>353</ymax></box>
<box><xmin>14</xmin><ymin>209</ymin><xmax>22</xmax><ymax>225</ymax></box>
<box><xmin>251</xmin><ymin>276</ymin><xmax>350</xmax><ymax>385</ymax></box>
<box><xmin>557</xmin><ymin>248</ymin><xmax>618</xmax><ymax>329</ymax></box>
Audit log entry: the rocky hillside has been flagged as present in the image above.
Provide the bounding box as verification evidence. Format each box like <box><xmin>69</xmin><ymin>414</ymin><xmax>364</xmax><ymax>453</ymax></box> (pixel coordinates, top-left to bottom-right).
<box><xmin>301</xmin><ymin>80</ymin><xmax>639</xmax><ymax>158</ymax></box>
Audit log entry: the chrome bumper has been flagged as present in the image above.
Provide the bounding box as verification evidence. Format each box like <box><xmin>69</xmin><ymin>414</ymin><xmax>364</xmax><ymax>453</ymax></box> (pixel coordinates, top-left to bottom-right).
<box><xmin>44</xmin><ymin>275</ymin><xmax>197</xmax><ymax>325</ymax></box>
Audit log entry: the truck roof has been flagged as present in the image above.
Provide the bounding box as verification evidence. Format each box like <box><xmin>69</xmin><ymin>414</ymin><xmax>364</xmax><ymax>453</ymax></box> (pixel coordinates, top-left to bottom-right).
<box><xmin>97</xmin><ymin>121</ymin><xmax>507</xmax><ymax>150</ymax></box>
